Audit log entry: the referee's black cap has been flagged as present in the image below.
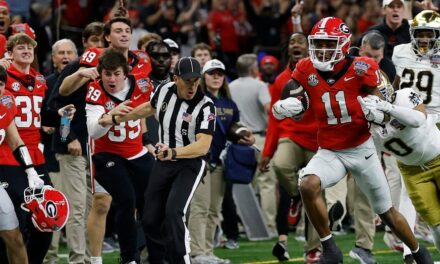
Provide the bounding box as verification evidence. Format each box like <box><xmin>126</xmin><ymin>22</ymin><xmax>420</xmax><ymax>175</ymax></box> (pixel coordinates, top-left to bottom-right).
<box><xmin>174</xmin><ymin>57</ymin><xmax>201</xmax><ymax>80</ymax></box>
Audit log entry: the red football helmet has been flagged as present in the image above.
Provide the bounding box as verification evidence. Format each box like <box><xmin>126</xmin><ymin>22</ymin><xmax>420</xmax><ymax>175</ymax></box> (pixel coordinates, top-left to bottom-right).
<box><xmin>308</xmin><ymin>17</ymin><xmax>352</xmax><ymax>71</ymax></box>
<box><xmin>21</xmin><ymin>186</ymin><xmax>69</xmax><ymax>232</ymax></box>
<box><xmin>10</xmin><ymin>23</ymin><xmax>36</xmax><ymax>40</ymax></box>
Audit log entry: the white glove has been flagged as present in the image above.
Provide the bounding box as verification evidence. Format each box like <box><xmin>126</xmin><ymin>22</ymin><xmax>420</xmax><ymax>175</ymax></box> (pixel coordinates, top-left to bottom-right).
<box><xmin>357</xmin><ymin>95</ymin><xmax>385</xmax><ymax>124</ymax></box>
<box><xmin>374</xmin><ymin>98</ymin><xmax>393</xmax><ymax>113</ymax></box>
<box><xmin>25</xmin><ymin>168</ymin><xmax>44</xmax><ymax>189</ymax></box>
<box><xmin>272</xmin><ymin>97</ymin><xmax>304</xmax><ymax>120</ymax></box>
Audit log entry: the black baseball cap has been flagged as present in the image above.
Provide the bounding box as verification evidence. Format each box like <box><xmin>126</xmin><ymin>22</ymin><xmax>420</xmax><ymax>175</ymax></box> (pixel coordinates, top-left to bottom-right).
<box><xmin>174</xmin><ymin>57</ymin><xmax>201</xmax><ymax>80</ymax></box>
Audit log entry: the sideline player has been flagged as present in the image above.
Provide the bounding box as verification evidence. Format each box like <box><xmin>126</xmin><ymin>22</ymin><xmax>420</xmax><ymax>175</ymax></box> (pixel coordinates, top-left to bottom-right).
<box><xmin>58</xmin><ymin>15</ymin><xmax>153</xmax><ymax>264</ymax></box>
<box><xmin>86</xmin><ymin>49</ymin><xmax>152</xmax><ymax>264</ymax></box>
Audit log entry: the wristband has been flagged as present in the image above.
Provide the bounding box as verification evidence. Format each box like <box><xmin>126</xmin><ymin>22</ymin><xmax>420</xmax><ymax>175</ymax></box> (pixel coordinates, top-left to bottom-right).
<box><xmin>291</xmin><ymin>15</ymin><xmax>301</xmax><ymax>25</ymax></box>
<box><xmin>100</xmin><ymin>113</ymin><xmax>108</xmax><ymax>119</ymax></box>
<box><xmin>111</xmin><ymin>115</ymin><xmax>118</xmax><ymax>125</ymax></box>
<box><xmin>13</xmin><ymin>145</ymin><xmax>34</xmax><ymax>169</ymax></box>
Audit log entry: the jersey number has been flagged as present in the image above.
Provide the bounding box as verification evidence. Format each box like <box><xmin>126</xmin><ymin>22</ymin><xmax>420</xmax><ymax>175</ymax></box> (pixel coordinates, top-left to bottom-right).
<box><xmin>400</xmin><ymin>69</ymin><xmax>433</xmax><ymax>104</ymax></box>
<box><xmin>321</xmin><ymin>91</ymin><xmax>352</xmax><ymax>125</ymax></box>
<box><xmin>81</xmin><ymin>51</ymin><xmax>97</xmax><ymax>64</ymax></box>
<box><xmin>109</xmin><ymin>120</ymin><xmax>141</xmax><ymax>142</ymax></box>
<box><xmin>14</xmin><ymin>96</ymin><xmax>43</xmax><ymax>128</ymax></box>
<box><xmin>86</xmin><ymin>86</ymin><xmax>102</xmax><ymax>102</ymax></box>
<box><xmin>0</xmin><ymin>128</ymin><xmax>5</xmax><ymax>145</ymax></box>
<box><xmin>383</xmin><ymin>138</ymin><xmax>413</xmax><ymax>157</ymax></box>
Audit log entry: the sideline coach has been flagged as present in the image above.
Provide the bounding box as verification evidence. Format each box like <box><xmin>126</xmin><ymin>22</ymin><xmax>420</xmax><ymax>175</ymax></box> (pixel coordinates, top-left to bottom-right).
<box><xmin>99</xmin><ymin>57</ymin><xmax>215</xmax><ymax>264</ymax></box>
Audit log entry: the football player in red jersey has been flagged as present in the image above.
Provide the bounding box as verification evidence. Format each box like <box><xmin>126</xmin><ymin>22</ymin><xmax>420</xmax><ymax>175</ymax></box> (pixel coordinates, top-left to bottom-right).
<box><xmin>59</xmin><ymin>16</ymin><xmax>152</xmax><ymax>96</ymax></box>
<box><xmin>273</xmin><ymin>17</ymin><xmax>433</xmax><ymax>263</ymax></box>
<box><xmin>57</xmin><ymin>16</ymin><xmax>154</xmax><ymax>264</ymax></box>
<box><xmin>0</xmin><ymin>65</ymin><xmax>29</xmax><ymax>264</ymax></box>
<box><xmin>0</xmin><ymin>34</ymin><xmax>75</xmax><ymax>264</ymax></box>
<box><xmin>85</xmin><ymin>49</ymin><xmax>153</xmax><ymax>264</ymax></box>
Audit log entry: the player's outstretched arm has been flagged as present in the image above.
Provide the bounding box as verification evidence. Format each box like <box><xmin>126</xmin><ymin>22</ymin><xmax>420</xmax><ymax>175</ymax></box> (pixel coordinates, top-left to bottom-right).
<box><xmin>382</xmin><ymin>102</ymin><xmax>426</xmax><ymax>128</ymax></box>
<box><xmin>99</xmin><ymin>101</ymin><xmax>155</xmax><ymax>126</ymax></box>
<box><xmin>59</xmin><ymin>67</ymin><xmax>99</xmax><ymax>96</ymax></box>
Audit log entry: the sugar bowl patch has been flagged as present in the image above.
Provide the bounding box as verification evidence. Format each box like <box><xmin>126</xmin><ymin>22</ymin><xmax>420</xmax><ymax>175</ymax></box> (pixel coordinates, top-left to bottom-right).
<box><xmin>354</xmin><ymin>61</ymin><xmax>370</xmax><ymax>76</ymax></box>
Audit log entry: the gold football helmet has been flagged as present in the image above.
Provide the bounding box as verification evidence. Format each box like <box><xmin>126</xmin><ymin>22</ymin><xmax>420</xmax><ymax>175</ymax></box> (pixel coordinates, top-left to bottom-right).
<box><xmin>377</xmin><ymin>70</ymin><xmax>394</xmax><ymax>102</ymax></box>
<box><xmin>410</xmin><ymin>10</ymin><xmax>440</xmax><ymax>57</ymax></box>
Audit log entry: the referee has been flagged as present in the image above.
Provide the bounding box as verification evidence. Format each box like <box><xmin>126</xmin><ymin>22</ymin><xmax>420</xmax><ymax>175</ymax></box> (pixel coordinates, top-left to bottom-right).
<box><xmin>99</xmin><ymin>56</ymin><xmax>215</xmax><ymax>264</ymax></box>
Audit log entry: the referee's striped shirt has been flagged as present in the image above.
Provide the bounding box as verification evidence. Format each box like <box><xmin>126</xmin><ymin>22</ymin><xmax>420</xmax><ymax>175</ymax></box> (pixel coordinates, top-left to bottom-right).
<box><xmin>151</xmin><ymin>82</ymin><xmax>216</xmax><ymax>149</ymax></box>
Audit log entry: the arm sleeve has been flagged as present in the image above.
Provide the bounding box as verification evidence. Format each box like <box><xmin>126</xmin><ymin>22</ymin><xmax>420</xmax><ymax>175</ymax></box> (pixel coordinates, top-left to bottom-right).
<box><xmin>86</xmin><ymin>103</ymin><xmax>111</xmax><ymax>139</ymax></box>
<box><xmin>262</xmin><ymin>82</ymin><xmax>281</xmax><ymax>158</ymax></box>
<box><xmin>389</xmin><ymin>89</ymin><xmax>426</xmax><ymax>127</ymax></box>
<box><xmin>196</xmin><ymin>102</ymin><xmax>216</xmax><ymax>135</ymax></box>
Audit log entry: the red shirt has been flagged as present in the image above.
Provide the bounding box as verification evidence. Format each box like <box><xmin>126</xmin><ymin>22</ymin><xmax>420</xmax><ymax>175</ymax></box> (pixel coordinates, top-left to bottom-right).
<box><xmin>292</xmin><ymin>57</ymin><xmax>380</xmax><ymax>150</ymax></box>
<box><xmin>207</xmin><ymin>9</ymin><xmax>240</xmax><ymax>53</ymax></box>
<box><xmin>262</xmin><ymin>66</ymin><xmax>318</xmax><ymax>158</ymax></box>
<box><xmin>0</xmin><ymin>90</ymin><xmax>17</xmax><ymax>145</ymax></box>
<box><xmin>0</xmin><ymin>64</ymin><xmax>47</xmax><ymax>165</ymax></box>
<box><xmin>86</xmin><ymin>75</ymin><xmax>151</xmax><ymax>159</ymax></box>
<box><xmin>80</xmin><ymin>47</ymin><xmax>153</xmax><ymax>80</ymax></box>
<box><xmin>0</xmin><ymin>34</ymin><xmax>6</xmax><ymax>57</ymax></box>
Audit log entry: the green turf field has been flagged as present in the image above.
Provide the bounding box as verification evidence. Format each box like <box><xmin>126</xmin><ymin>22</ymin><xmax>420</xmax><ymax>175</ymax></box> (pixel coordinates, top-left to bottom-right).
<box><xmin>56</xmin><ymin>230</ymin><xmax>440</xmax><ymax>263</ymax></box>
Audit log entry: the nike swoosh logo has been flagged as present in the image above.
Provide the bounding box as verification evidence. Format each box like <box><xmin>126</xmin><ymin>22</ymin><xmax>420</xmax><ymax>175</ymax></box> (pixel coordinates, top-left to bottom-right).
<box><xmin>365</xmin><ymin>153</ymin><xmax>374</xmax><ymax>160</ymax></box>
<box><xmin>137</xmin><ymin>64</ymin><xmax>143</xmax><ymax>68</ymax></box>
<box><xmin>133</xmin><ymin>94</ymin><xmax>142</xmax><ymax>100</ymax></box>
<box><xmin>344</xmin><ymin>77</ymin><xmax>354</xmax><ymax>81</ymax></box>
<box><xmin>36</xmin><ymin>84</ymin><xmax>42</xmax><ymax>89</ymax></box>
<box><xmin>0</xmin><ymin>113</ymin><xmax>6</xmax><ymax>119</ymax></box>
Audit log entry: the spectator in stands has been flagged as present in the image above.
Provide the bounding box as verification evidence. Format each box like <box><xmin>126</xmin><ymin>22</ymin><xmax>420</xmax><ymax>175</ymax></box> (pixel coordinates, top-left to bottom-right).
<box><xmin>141</xmin><ymin>0</ymin><xmax>183</xmax><ymax>43</ymax></box>
<box><xmin>259</xmin><ymin>55</ymin><xmax>280</xmax><ymax>85</ymax></box>
<box><xmin>137</xmin><ymin>32</ymin><xmax>162</xmax><ymax>52</ymax></box>
<box><xmin>243</xmin><ymin>0</ymin><xmax>294</xmax><ymax>56</ymax></box>
<box><xmin>363</xmin><ymin>0</ymin><xmax>411</xmax><ymax>59</ymax></box>
<box><xmin>191</xmin><ymin>42</ymin><xmax>213</xmax><ymax>68</ymax></box>
<box><xmin>164</xmin><ymin>38</ymin><xmax>181</xmax><ymax>73</ymax></box>
<box><xmin>207</xmin><ymin>0</ymin><xmax>247</xmax><ymax>78</ymax></box>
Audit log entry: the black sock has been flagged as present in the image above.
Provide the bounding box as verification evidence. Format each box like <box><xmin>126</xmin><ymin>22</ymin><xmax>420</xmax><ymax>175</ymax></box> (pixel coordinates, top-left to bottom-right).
<box><xmin>321</xmin><ymin>236</ymin><xmax>337</xmax><ymax>251</ymax></box>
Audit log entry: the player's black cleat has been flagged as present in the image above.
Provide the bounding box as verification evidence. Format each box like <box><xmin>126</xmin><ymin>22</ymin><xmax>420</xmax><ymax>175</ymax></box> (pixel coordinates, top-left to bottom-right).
<box><xmin>318</xmin><ymin>237</ymin><xmax>343</xmax><ymax>264</ymax></box>
<box><xmin>412</xmin><ymin>244</ymin><xmax>433</xmax><ymax>264</ymax></box>
<box><xmin>272</xmin><ymin>241</ymin><xmax>290</xmax><ymax>261</ymax></box>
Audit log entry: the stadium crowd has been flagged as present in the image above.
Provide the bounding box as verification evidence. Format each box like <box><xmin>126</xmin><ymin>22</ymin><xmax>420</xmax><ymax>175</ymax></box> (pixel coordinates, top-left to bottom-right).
<box><xmin>0</xmin><ymin>0</ymin><xmax>439</xmax><ymax>264</ymax></box>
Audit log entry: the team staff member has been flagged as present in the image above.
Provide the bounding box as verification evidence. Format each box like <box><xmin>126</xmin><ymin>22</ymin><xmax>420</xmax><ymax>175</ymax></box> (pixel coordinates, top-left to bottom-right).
<box><xmin>100</xmin><ymin>57</ymin><xmax>215</xmax><ymax>264</ymax></box>
<box><xmin>46</xmin><ymin>21</ymin><xmax>106</xmax><ymax>264</ymax></box>
<box><xmin>260</xmin><ymin>32</ymin><xmax>322</xmax><ymax>263</ymax></box>
<box><xmin>86</xmin><ymin>49</ymin><xmax>153</xmax><ymax>264</ymax></box>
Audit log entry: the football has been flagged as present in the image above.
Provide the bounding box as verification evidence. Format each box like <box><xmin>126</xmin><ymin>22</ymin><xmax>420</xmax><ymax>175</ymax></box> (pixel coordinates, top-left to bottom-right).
<box><xmin>281</xmin><ymin>80</ymin><xmax>310</xmax><ymax>111</ymax></box>
<box><xmin>227</xmin><ymin>122</ymin><xmax>251</xmax><ymax>143</ymax></box>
